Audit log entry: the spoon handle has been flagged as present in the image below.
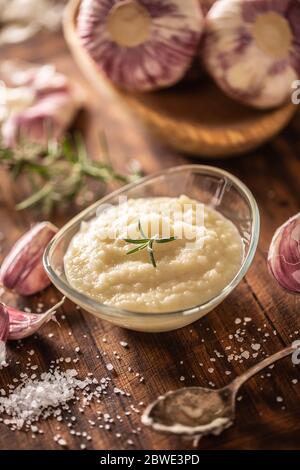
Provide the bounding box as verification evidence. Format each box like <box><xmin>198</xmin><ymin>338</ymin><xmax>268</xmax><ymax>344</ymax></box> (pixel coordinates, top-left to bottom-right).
<box><xmin>232</xmin><ymin>344</ymin><xmax>297</xmax><ymax>391</ymax></box>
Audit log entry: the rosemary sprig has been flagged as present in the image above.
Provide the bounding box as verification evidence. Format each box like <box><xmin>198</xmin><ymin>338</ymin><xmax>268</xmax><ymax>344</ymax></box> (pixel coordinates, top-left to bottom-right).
<box><xmin>124</xmin><ymin>220</ymin><xmax>177</xmax><ymax>268</ymax></box>
<box><xmin>0</xmin><ymin>133</ymin><xmax>140</xmax><ymax>214</ymax></box>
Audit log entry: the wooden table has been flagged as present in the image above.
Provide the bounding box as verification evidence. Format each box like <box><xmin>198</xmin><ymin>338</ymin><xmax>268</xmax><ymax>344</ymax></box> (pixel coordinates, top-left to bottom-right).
<box><xmin>0</xmin><ymin>29</ymin><xmax>300</xmax><ymax>451</ymax></box>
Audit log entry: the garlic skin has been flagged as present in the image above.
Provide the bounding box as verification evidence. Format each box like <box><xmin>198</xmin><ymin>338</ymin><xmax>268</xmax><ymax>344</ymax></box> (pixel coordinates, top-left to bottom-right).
<box><xmin>0</xmin><ymin>297</ymin><xmax>64</xmax><ymax>361</ymax></box>
<box><xmin>0</xmin><ymin>0</ymin><xmax>63</xmax><ymax>46</ymax></box>
<box><xmin>2</xmin><ymin>91</ymin><xmax>79</xmax><ymax>148</ymax></box>
<box><xmin>6</xmin><ymin>297</ymin><xmax>65</xmax><ymax>340</ymax></box>
<box><xmin>199</xmin><ymin>0</ymin><xmax>216</xmax><ymax>15</ymax></box>
<box><xmin>1</xmin><ymin>63</ymin><xmax>68</xmax><ymax>95</ymax></box>
<box><xmin>202</xmin><ymin>0</ymin><xmax>300</xmax><ymax>109</ymax></box>
<box><xmin>0</xmin><ymin>222</ymin><xmax>58</xmax><ymax>296</ymax></box>
<box><xmin>77</xmin><ymin>0</ymin><xmax>204</xmax><ymax>91</ymax></box>
<box><xmin>268</xmin><ymin>213</ymin><xmax>300</xmax><ymax>294</ymax></box>
<box><xmin>0</xmin><ymin>64</ymin><xmax>81</xmax><ymax>148</ymax></box>
<box><xmin>0</xmin><ymin>304</ymin><xmax>9</xmax><ymax>364</ymax></box>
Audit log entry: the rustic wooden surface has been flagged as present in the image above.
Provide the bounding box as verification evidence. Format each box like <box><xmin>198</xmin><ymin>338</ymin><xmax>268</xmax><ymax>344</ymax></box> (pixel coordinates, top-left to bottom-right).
<box><xmin>0</xmin><ymin>29</ymin><xmax>300</xmax><ymax>451</ymax></box>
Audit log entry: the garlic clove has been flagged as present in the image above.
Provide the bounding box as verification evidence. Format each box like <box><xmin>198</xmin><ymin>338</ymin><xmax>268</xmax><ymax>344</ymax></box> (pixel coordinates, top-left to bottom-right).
<box><xmin>2</xmin><ymin>91</ymin><xmax>79</xmax><ymax>148</ymax></box>
<box><xmin>0</xmin><ymin>222</ymin><xmax>58</xmax><ymax>296</ymax></box>
<box><xmin>6</xmin><ymin>297</ymin><xmax>65</xmax><ymax>340</ymax></box>
<box><xmin>268</xmin><ymin>213</ymin><xmax>300</xmax><ymax>294</ymax></box>
<box><xmin>202</xmin><ymin>0</ymin><xmax>300</xmax><ymax>109</ymax></box>
<box><xmin>0</xmin><ymin>304</ymin><xmax>9</xmax><ymax>363</ymax></box>
<box><xmin>77</xmin><ymin>0</ymin><xmax>204</xmax><ymax>91</ymax></box>
<box><xmin>0</xmin><ymin>63</ymin><xmax>82</xmax><ymax>148</ymax></box>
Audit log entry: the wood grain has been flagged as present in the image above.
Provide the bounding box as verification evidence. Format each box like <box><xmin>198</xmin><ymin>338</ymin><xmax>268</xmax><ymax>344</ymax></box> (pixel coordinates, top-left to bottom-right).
<box><xmin>0</xmin><ymin>28</ymin><xmax>300</xmax><ymax>450</ymax></box>
<box><xmin>64</xmin><ymin>0</ymin><xmax>297</xmax><ymax>158</ymax></box>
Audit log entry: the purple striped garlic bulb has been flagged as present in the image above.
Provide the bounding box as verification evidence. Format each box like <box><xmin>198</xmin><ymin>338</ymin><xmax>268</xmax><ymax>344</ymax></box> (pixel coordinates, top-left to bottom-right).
<box><xmin>202</xmin><ymin>0</ymin><xmax>300</xmax><ymax>109</ymax></box>
<box><xmin>268</xmin><ymin>213</ymin><xmax>300</xmax><ymax>294</ymax></box>
<box><xmin>77</xmin><ymin>0</ymin><xmax>204</xmax><ymax>91</ymax></box>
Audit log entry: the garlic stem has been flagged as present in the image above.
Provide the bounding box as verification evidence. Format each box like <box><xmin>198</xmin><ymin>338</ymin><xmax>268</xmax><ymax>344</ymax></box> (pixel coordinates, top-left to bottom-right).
<box><xmin>107</xmin><ymin>1</ymin><xmax>152</xmax><ymax>48</ymax></box>
<box><xmin>252</xmin><ymin>11</ymin><xmax>292</xmax><ymax>60</ymax></box>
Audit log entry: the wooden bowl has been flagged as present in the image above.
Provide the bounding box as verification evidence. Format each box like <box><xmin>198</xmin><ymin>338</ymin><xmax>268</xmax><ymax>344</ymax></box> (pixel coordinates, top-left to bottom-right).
<box><xmin>64</xmin><ymin>0</ymin><xmax>297</xmax><ymax>158</ymax></box>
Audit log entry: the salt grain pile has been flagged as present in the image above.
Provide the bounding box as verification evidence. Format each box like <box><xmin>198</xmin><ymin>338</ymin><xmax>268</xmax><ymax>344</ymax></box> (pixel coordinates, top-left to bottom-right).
<box><xmin>0</xmin><ymin>368</ymin><xmax>109</xmax><ymax>431</ymax></box>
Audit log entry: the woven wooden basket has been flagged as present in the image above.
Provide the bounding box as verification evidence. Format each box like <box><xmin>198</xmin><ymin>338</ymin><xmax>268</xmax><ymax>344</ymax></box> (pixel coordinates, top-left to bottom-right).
<box><xmin>63</xmin><ymin>0</ymin><xmax>296</xmax><ymax>158</ymax></box>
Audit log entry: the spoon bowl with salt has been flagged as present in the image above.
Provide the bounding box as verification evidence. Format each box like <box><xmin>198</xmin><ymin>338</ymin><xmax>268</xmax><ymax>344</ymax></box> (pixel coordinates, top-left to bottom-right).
<box><xmin>142</xmin><ymin>344</ymin><xmax>296</xmax><ymax>437</ymax></box>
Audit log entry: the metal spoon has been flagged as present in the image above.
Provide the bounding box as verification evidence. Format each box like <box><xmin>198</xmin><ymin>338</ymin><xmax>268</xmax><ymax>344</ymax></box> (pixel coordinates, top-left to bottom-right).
<box><xmin>142</xmin><ymin>344</ymin><xmax>297</xmax><ymax>437</ymax></box>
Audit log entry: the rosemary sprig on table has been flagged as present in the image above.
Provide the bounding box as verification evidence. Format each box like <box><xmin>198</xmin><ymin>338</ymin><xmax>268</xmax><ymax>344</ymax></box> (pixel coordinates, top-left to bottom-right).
<box><xmin>0</xmin><ymin>134</ymin><xmax>140</xmax><ymax>214</ymax></box>
<box><xmin>124</xmin><ymin>220</ymin><xmax>177</xmax><ymax>268</ymax></box>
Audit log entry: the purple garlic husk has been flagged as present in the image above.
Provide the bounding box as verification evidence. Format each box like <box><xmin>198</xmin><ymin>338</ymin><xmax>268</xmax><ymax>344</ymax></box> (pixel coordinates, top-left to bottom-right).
<box><xmin>202</xmin><ymin>0</ymin><xmax>300</xmax><ymax>109</ymax></box>
<box><xmin>0</xmin><ymin>305</ymin><xmax>9</xmax><ymax>364</ymax></box>
<box><xmin>0</xmin><ymin>222</ymin><xmax>58</xmax><ymax>296</ymax></box>
<box><xmin>77</xmin><ymin>0</ymin><xmax>204</xmax><ymax>91</ymax></box>
<box><xmin>268</xmin><ymin>213</ymin><xmax>300</xmax><ymax>294</ymax></box>
<box><xmin>2</xmin><ymin>91</ymin><xmax>79</xmax><ymax>149</ymax></box>
<box><xmin>199</xmin><ymin>0</ymin><xmax>216</xmax><ymax>16</ymax></box>
<box><xmin>0</xmin><ymin>63</ymin><xmax>82</xmax><ymax>148</ymax></box>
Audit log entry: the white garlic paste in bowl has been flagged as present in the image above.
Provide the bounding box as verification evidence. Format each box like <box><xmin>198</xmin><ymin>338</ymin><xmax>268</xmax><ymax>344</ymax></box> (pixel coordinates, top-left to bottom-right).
<box><xmin>64</xmin><ymin>196</ymin><xmax>243</xmax><ymax>315</ymax></box>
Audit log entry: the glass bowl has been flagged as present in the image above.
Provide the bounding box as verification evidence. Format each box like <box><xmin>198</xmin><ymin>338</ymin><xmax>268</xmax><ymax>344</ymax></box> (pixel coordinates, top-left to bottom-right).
<box><xmin>43</xmin><ymin>165</ymin><xmax>260</xmax><ymax>332</ymax></box>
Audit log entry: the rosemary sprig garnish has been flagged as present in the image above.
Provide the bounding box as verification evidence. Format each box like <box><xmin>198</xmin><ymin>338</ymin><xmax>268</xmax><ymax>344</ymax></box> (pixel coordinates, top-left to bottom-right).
<box><xmin>124</xmin><ymin>220</ymin><xmax>177</xmax><ymax>268</ymax></box>
<box><xmin>0</xmin><ymin>133</ymin><xmax>140</xmax><ymax>214</ymax></box>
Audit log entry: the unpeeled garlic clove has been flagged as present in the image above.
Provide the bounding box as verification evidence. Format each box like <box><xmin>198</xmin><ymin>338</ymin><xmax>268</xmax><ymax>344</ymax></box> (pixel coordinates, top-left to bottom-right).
<box><xmin>0</xmin><ymin>304</ymin><xmax>9</xmax><ymax>363</ymax></box>
<box><xmin>1</xmin><ymin>63</ymin><xmax>82</xmax><ymax>148</ymax></box>
<box><xmin>5</xmin><ymin>297</ymin><xmax>65</xmax><ymax>340</ymax></box>
<box><xmin>0</xmin><ymin>222</ymin><xmax>58</xmax><ymax>296</ymax></box>
<box><xmin>202</xmin><ymin>0</ymin><xmax>300</xmax><ymax>109</ymax></box>
<box><xmin>2</xmin><ymin>91</ymin><xmax>79</xmax><ymax>148</ymax></box>
<box><xmin>268</xmin><ymin>213</ymin><xmax>300</xmax><ymax>294</ymax></box>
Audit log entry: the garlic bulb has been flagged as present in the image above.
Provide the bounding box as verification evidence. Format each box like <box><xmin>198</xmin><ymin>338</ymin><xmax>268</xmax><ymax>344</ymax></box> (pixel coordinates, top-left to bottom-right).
<box><xmin>202</xmin><ymin>0</ymin><xmax>300</xmax><ymax>109</ymax></box>
<box><xmin>77</xmin><ymin>0</ymin><xmax>204</xmax><ymax>91</ymax></box>
<box><xmin>0</xmin><ymin>222</ymin><xmax>58</xmax><ymax>296</ymax></box>
<box><xmin>268</xmin><ymin>213</ymin><xmax>300</xmax><ymax>294</ymax></box>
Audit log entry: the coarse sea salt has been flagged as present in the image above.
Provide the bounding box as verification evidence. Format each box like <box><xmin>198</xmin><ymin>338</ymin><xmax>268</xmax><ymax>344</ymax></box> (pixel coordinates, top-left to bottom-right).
<box><xmin>0</xmin><ymin>368</ymin><xmax>99</xmax><ymax>430</ymax></box>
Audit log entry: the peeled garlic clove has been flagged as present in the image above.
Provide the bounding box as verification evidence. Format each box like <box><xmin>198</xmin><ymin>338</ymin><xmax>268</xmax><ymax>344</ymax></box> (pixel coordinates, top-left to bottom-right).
<box><xmin>268</xmin><ymin>213</ymin><xmax>300</xmax><ymax>294</ymax></box>
<box><xmin>77</xmin><ymin>0</ymin><xmax>204</xmax><ymax>91</ymax></box>
<box><xmin>6</xmin><ymin>297</ymin><xmax>65</xmax><ymax>340</ymax></box>
<box><xmin>0</xmin><ymin>304</ymin><xmax>9</xmax><ymax>363</ymax></box>
<box><xmin>202</xmin><ymin>0</ymin><xmax>300</xmax><ymax>109</ymax></box>
<box><xmin>0</xmin><ymin>222</ymin><xmax>58</xmax><ymax>296</ymax></box>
